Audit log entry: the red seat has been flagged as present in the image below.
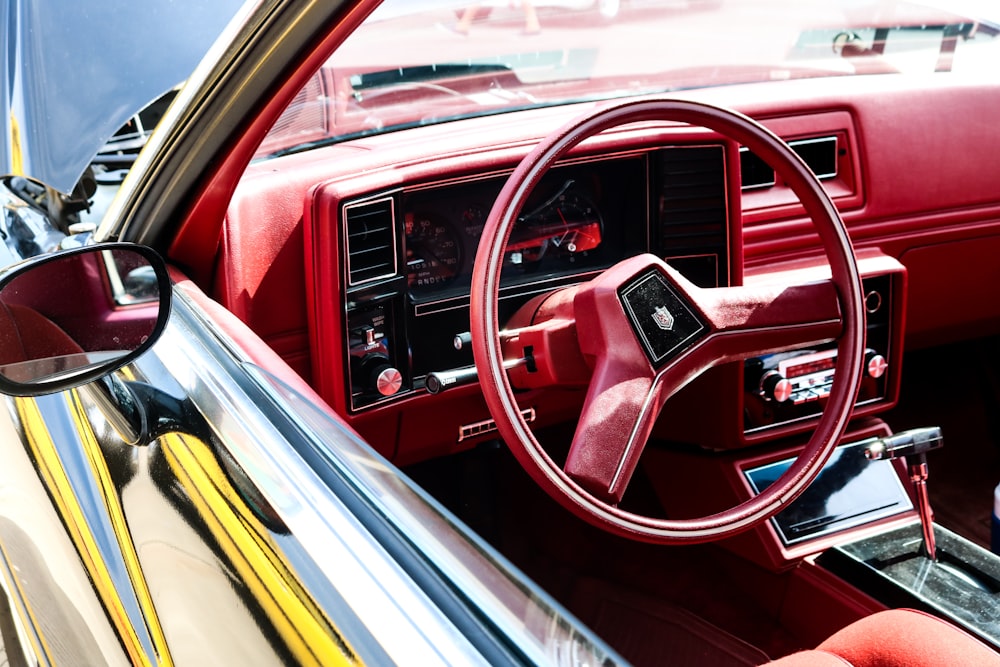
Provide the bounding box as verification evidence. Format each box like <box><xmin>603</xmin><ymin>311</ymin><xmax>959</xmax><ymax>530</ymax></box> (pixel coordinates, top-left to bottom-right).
<box><xmin>0</xmin><ymin>302</ymin><xmax>82</xmax><ymax>365</ymax></box>
<box><xmin>768</xmin><ymin>608</ymin><xmax>1000</xmax><ymax>666</ymax></box>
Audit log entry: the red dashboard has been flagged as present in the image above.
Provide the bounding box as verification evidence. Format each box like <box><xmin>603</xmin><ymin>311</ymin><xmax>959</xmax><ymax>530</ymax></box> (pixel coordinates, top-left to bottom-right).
<box><xmin>213</xmin><ymin>71</ymin><xmax>1000</xmax><ymax>464</ymax></box>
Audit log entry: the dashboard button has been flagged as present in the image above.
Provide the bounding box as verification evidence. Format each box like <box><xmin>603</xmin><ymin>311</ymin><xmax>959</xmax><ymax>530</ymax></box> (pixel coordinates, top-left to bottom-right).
<box><xmin>867</xmin><ymin>352</ymin><xmax>888</xmax><ymax>379</ymax></box>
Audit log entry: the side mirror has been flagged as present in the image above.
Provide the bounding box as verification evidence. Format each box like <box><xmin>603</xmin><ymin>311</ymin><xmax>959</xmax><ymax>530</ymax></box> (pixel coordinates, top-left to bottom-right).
<box><xmin>0</xmin><ymin>244</ymin><xmax>170</xmax><ymax>396</ymax></box>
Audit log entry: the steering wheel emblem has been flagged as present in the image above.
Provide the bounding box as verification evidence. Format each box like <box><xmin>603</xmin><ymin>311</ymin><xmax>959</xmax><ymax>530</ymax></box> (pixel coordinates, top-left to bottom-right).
<box><xmin>652</xmin><ymin>306</ymin><xmax>675</xmax><ymax>331</ymax></box>
<box><xmin>619</xmin><ymin>269</ymin><xmax>706</xmax><ymax>367</ymax></box>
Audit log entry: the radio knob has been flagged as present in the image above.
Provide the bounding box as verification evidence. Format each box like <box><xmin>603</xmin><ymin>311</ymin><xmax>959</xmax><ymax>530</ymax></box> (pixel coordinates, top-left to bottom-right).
<box><xmin>760</xmin><ymin>371</ymin><xmax>793</xmax><ymax>403</ymax></box>
<box><xmin>866</xmin><ymin>352</ymin><xmax>888</xmax><ymax>379</ymax></box>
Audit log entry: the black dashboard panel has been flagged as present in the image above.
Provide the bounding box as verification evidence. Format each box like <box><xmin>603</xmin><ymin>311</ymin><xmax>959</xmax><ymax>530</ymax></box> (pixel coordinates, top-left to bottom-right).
<box><xmin>742</xmin><ymin>272</ymin><xmax>896</xmax><ymax>433</ymax></box>
<box><xmin>343</xmin><ymin>144</ymin><xmax>732</xmax><ymax>410</ymax></box>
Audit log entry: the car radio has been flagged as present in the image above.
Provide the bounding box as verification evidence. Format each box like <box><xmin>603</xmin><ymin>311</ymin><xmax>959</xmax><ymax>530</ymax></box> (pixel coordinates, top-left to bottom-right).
<box><xmin>748</xmin><ymin>346</ymin><xmax>888</xmax><ymax>407</ymax></box>
<box><xmin>742</xmin><ymin>272</ymin><xmax>897</xmax><ymax>433</ymax></box>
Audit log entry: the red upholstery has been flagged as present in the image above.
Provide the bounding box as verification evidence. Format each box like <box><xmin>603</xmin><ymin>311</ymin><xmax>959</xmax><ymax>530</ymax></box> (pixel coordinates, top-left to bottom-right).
<box><xmin>0</xmin><ymin>302</ymin><xmax>83</xmax><ymax>365</ymax></box>
<box><xmin>768</xmin><ymin>608</ymin><xmax>1000</xmax><ymax>666</ymax></box>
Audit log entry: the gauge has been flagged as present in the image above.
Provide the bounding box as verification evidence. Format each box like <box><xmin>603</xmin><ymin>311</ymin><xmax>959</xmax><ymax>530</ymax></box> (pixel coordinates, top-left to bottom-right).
<box><xmin>460</xmin><ymin>204</ymin><xmax>487</xmax><ymax>235</ymax></box>
<box><xmin>506</xmin><ymin>181</ymin><xmax>603</xmax><ymax>267</ymax></box>
<box><xmin>405</xmin><ymin>211</ymin><xmax>462</xmax><ymax>290</ymax></box>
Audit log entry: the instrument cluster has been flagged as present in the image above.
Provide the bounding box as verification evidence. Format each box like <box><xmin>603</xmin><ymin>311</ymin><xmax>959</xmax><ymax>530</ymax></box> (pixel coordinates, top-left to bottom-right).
<box><xmin>343</xmin><ymin>145</ymin><xmax>733</xmax><ymax>411</ymax></box>
<box><xmin>401</xmin><ymin>155</ymin><xmax>648</xmax><ymax>308</ymax></box>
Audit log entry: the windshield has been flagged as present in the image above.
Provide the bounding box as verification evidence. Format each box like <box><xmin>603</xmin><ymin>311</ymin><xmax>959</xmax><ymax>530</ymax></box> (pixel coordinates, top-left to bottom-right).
<box><xmin>256</xmin><ymin>0</ymin><xmax>998</xmax><ymax>159</ymax></box>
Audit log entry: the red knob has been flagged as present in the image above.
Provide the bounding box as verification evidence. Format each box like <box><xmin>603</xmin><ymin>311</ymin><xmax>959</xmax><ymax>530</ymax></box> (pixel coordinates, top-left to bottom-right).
<box><xmin>761</xmin><ymin>371</ymin><xmax>792</xmax><ymax>403</ymax></box>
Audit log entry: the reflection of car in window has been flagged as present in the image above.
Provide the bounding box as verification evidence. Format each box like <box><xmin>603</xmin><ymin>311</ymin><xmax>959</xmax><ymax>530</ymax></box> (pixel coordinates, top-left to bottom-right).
<box><xmin>3</xmin><ymin>0</ymin><xmax>1000</xmax><ymax>665</ymax></box>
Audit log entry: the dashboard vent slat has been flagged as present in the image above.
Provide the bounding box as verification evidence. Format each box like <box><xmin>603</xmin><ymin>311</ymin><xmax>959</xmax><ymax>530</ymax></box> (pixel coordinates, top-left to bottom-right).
<box><xmin>344</xmin><ymin>197</ymin><xmax>398</xmax><ymax>286</ymax></box>
<box><xmin>657</xmin><ymin>146</ymin><xmax>729</xmax><ymax>288</ymax></box>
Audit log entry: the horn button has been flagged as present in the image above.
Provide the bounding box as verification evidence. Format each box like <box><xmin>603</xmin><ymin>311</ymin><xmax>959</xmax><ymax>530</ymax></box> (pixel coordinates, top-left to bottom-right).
<box><xmin>618</xmin><ymin>269</ymin><xmax>707</xmax><ymax>367</ymax></box>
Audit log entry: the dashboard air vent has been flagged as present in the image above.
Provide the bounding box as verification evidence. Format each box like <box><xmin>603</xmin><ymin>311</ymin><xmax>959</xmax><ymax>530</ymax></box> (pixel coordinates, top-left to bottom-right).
<box><xmin>790</xmin><ymin>136</ymin><xmax>838</xmax><ymax>180</ymax></box>
<box><xmin>741</xmin><ymin>135</ymin><xmax>839</xmax><ymax>189</ymax></box>
<box><xmin>656</xmin><ymin>145</ymin><xmax>729</xmax><ymax>288</ymax></box>
<box><xmin>740</xmin><ymin>147</ymin><xmax>775</xmax><ymax>190</ymax></box>
<box><xmin>344</xmin><ymin>197</ymin><xmax>397</xmax><ymax>286</ymax></box>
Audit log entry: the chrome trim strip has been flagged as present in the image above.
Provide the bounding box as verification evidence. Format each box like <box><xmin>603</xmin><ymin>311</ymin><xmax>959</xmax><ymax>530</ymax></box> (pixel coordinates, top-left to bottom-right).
<box><xmin>458</xmin><ymin>407</ymin><xmax>536</xmax><ymax>442</ymax></box>
<box><xmin>170</xmin><ymin>283</ymin><xmax>620</xmax><ymax>665</ymax></box>
<box><xmin>160</xmin><ymin>290</ymin><xmax>483</xmax><ymax>665</ymax></box>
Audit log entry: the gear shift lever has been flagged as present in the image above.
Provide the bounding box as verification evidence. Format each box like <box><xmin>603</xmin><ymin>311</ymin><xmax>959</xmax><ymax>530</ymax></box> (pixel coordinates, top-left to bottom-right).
<box><xmin>864</xmin><ymin>427</ymin><xmax>944</xmax><ymax>561</ymax></box>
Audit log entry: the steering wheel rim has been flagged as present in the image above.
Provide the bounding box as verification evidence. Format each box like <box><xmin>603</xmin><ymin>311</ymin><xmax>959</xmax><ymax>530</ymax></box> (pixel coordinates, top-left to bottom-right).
<box><xmin>470</xmin><ymin>98</ymin><xmax>865</xmax><ymax>544</ymax></box>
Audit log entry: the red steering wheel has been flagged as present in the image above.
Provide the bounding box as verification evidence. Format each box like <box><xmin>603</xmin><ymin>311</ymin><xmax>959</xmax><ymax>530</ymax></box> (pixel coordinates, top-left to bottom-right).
<box><xmin>470</xmin><ymin>98</ymin><xmax>865</xmax><ymax>543</ymax></box>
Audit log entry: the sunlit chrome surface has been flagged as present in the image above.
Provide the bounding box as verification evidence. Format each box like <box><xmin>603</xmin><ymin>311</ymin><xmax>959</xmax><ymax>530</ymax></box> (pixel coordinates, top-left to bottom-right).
<box><xmin>253</xmin><ymin>366</ymin><xmax>617</xmax><ymax>666</ymax></box>
<box><xmin>0</xmin><ymin>281</ymin><xmax>619</xmax><ymax>665</ymax></box>
<box><xmin>0</xmin><ymin>392</ymin><xmax>134</xmax><ymax>665</ymax></box>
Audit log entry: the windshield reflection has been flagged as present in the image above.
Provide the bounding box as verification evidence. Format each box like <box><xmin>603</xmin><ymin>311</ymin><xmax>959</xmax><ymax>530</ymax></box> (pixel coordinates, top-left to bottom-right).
<box><xmin>255</xmin><ymin>0</ymin><xmax>999</xmax><ymax>159</ymax></box>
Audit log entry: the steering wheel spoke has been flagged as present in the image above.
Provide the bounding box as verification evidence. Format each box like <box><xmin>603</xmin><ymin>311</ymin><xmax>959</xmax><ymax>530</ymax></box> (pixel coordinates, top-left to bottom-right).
<box><xmin>699</xmin><ymin>278</ymin><xmax>844</xmax><ymax>360</ymax></box>
<box><xmin>564</xmin><ymin>365</ymin><xmax>663</xmax><ymax>504</ymax></box>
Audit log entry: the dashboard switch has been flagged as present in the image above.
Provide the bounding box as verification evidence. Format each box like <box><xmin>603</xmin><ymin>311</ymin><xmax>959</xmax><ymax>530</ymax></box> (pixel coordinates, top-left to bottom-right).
<box><xmin>453</xmin><ymin>332</ymin><xmax>473</xmax><ymax>351</ymax></box>
<box><xmin>375</xmin><ymin>366</ymin><xmax>403</xmax><ymax>396</ymax></box>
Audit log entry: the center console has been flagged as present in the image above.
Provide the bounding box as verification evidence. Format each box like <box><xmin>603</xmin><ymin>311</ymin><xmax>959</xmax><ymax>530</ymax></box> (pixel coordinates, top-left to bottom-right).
<box><xmin>653</xmin><ymin>251</ymin><xmax>907</xmax><ymax>452</ymax></box>
<box><xmin>820</xmin><ymin>522</ymin><xmax>1000</xmax><ymax>650</ymax></box>
<box><xmin>738</xmin><ymin>252</ymin><xmax>906</xmax><ymax>444</ymax></box>
<box><xmin>738</xmin><ymin>421</ymin><xmax>1000</xmax><ymax>651</ymax></box>
<box><xmin>744</xmin><ymin>436</ymin><xmax>913</xmax><ymax>546</ymax></box>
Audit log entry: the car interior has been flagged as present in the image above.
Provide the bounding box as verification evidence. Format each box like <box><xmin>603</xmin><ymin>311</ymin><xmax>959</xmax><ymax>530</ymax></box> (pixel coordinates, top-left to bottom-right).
<box><xmin>150</xmin><ymin>5</ymin><xmax>1000</xmax><ymax>664</ymax></box>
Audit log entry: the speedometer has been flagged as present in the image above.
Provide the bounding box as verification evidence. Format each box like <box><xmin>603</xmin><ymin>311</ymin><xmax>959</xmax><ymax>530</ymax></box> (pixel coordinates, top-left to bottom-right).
<box><xmin>404</xmin><ymin>211</ymin><xmax>461</xmax><ymax>290</ymax></box>
<box><xmin>507</xmin><ymin>182</ymin><xmax>603</xmax><ymax>267</ymax></box>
